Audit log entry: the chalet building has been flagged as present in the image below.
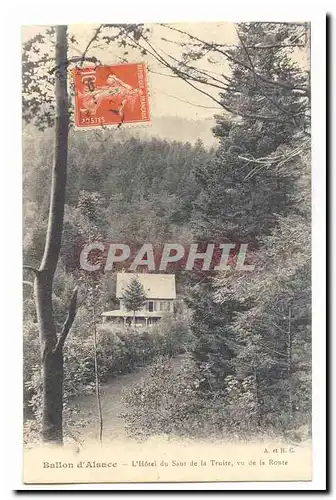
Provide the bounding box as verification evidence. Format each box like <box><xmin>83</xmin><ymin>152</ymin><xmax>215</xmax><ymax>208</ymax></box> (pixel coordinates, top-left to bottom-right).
<box><xmin>102</xmin><ymin>273</ymin><xmax>176</xmax><ymax>327</ymax></box>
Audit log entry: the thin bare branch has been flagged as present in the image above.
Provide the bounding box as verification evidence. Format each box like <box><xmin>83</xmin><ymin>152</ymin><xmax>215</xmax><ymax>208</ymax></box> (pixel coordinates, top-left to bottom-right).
<box><xmin>161</xmin><ymin>24</ymin><xmax>309</xmax><ymax>93</ymax></box>
<box><xmin>126</xmin><ymin>32</ymin><xmax>290</xmax><ymax>122</ymax></box>
<box><xmin>80</xmin><ymin>25</ymin><xmax>104</xmax><ymax>66</ymax></box>
<box><xmin>160</xmin><ymin>90</ymin><xmax>222</xmax><ymax>110</ymax></box>
<box><xmin>141</xmin><ymin>34</ymin><xmax>228</xmax><ymax>91</ymax></box>
<box><xmin>149</xmin><ymin>39</ymin><xmax>231</xmax><ymax>88</ymax></box>
<box><xmin>23</xmin><ymin>280</ymin><xmax>34</xmax><ymax>288</ymax></box>
<box><xmin>23</xmin><ymin>265</ymin><xmax>39</xmax><ymax>275</ymax></box>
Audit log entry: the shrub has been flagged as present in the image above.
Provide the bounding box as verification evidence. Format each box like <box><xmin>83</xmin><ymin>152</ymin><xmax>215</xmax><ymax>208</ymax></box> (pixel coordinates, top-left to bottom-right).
<box><xmin>121</xmin><ymin>356</ymin><xmax>311</xmax><ymax>441</ymax></box>
<box><xmin>23</xmin><ymin>313</ymin><xmax>192</xmax><ymax>439</ymax></box>
<box><xmin>121</xmin><ymin>356</ymin><xmax>212</xmax><ymax>440</ymax></box>
<box><xmin>23</xmin><ymin>321</ymin><xmax>40</xmax><ymax>417</ymax></box>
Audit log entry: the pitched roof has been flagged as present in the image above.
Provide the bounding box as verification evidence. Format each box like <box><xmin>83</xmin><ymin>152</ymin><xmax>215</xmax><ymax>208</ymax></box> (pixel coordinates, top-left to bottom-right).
<box><xmin>116</xmin><ymin>273</ymin><xmax>176</xmax><ymax>299</ymax></box>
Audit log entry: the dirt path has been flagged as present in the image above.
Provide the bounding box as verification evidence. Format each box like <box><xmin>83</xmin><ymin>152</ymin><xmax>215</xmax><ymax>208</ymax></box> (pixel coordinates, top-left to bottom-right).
<box><xmin>68</xmin><ymin>355</ymin><xmax>184</xmax><ymax>443</ymax></box>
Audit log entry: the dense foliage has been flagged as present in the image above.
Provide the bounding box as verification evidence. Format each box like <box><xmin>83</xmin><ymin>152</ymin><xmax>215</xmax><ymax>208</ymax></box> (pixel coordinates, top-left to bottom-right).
<box><xmin>24</xmin><ymin>316</ymin><xmax>191</xmax><ymax>442</ymax></box>
<box><xmin>22</xmin><ymin>129</ymin><xmax>206</xmax><ymax>438</ymax></box>
<box><xmin>122</xmin><ymin>23</ymin><xmax>311</xmax><ymax>441</ymax></box>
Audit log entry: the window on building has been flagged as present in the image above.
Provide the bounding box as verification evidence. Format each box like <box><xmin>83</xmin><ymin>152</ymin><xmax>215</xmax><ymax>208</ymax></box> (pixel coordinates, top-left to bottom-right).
<box><xmin>159</xmin><ymin>301</ymin><xmax>171</xmax><ymax>312</ymax></box>
<box><xmin>148</xmin><ymin>301</ymin><xmax>155</xmax><ymax>312</ymax></box>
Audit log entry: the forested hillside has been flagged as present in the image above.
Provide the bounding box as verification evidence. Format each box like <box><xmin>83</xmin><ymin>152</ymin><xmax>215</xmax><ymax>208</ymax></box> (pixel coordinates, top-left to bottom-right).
<box><xmin>22</xmin><ymin>125</ymin><xmax>214</xmax><ymax>437</ymax></box>
<box><xmin>23</xmin><ymin>126</ymin><xmax>214</xmax><ymax>265</ymax></box>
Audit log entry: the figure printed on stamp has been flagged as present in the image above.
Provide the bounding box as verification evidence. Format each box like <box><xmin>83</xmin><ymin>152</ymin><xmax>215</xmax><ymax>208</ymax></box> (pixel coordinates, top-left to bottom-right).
<box><xmin>73</xmin><ymin>63</ymin><xmax>149</xmax><ymax>127</ymax></box>
<box><xmin>79</xmin><ymin>72</ymin><xmax>141</xmax><ymax>123</ymax></box>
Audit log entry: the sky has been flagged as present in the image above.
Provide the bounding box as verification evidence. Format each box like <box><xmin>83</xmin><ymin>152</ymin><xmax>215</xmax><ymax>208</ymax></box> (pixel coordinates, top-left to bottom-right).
<box><xmin>22</xmin><ymin>23</ymin><xmax>237</xmax><ymax>120</ymax></box>
<box><xmin>22</xmin><ymin>22</ymin><xmax>309</xmax><ymax>144</ymax></box>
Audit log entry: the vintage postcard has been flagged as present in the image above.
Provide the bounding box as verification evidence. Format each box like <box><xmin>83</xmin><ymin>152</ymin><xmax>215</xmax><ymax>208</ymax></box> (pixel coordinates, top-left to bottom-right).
<box><xmin>20</xmin><ymin>15</ymin><xmax>325</xmax><ymax>488</ymax></box>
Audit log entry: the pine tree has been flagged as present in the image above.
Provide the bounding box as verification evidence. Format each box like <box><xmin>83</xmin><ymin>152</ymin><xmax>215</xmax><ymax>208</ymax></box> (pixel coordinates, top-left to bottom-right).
<box><xmin>188</xmin><ymin>22</ymin><xmax>310</xmax><ymax>429</ymax></box>
<box><xmin>193</xmin><ymin>23</ymin><xmax>309</xmax><ymax>241</ymax></box>
<box><xmin>121</xmin><ymin>276</ymin><xmax>147</xmax><ymax>326</ymax></box>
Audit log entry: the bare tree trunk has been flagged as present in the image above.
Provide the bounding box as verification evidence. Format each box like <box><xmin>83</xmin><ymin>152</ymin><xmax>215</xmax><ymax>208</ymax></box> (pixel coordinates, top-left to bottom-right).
<box><xmin>287</xmin><ymin>304</ymin><xmax>293</xmax><ymax>420</ymax></box>
<box><xmin>28</xmin><ymin>26</ymin><xmax>75</xmax><ymax>444</ymax></box>
<box><xmin>35</xmin><ymin>272</ymin><xmax>63</xmax><ymax>443</ymax></box>
<box><xmin>254</xmin><ymin>367</ymin><xmax>262</xmax><ymax>428</ymax></box>
<box><xmin>92</xmin><ymin>303</ymin><xmax>103</xmax><ymax>443</ymax></box>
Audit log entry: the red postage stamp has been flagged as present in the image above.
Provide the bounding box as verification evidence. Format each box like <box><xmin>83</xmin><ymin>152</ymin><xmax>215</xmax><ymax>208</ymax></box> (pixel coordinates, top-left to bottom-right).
<box><xmin>72</xmin><ymin>63</ymin><xmax>150</xmax><ymax>128</ymax></box>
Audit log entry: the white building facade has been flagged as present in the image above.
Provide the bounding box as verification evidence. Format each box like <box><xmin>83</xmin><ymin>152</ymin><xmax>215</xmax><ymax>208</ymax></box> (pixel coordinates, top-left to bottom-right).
<box><xmin>102</xmin><ymin>273</ymin><xmax>176</xmax><ymax>327</ymax></box>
